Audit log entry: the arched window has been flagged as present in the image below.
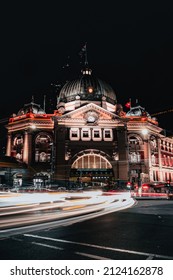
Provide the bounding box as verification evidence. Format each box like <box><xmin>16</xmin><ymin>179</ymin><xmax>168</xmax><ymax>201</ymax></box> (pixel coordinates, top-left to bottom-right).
<box><xmin>151</xmin><ymin>153</ymin><xmax>156</xmax><ymax>164</ymax></box>
<box><xmin>150</xmin><ymin>137</ymin><xmax>157</xmax><ymax>152</ymax></box>
<box><xmin>72</xmin><ymin>153</ymin><xmax>112</xmax><ymax>169</ymax></box>
<box><xmin>35</xmin><ymin>133</ymin><xmax>52</xmax><ymax>162</ymax></box>
<box><xmin>129</xmin><ymin>136</ymin><xmax>139</xmax><ymax>145</ymax></box>
<box><xmin>12</xmin><ymin>134</ymin><xmax>24</xmax><ymax>159</ymax></box>
<box><xmin>129</xmin><ymin>152</ymin><xmax>141</xmax><ymax>163</ymax></box>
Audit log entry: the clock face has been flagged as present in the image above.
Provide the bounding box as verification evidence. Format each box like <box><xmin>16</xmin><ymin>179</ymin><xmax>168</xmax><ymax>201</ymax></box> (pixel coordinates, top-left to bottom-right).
<box><xmin>86</xmin><ymin>111</ymin><xmax>98</xmax><ymax>123</ymax></box>
<box><xmin>87</xmin><ymin>115</ymin><xmax>96</xmax><ymax>122</ymax></box>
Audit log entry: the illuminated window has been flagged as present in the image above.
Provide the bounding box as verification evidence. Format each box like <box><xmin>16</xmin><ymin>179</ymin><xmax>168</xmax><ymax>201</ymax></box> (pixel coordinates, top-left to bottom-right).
<box><xmin>168</xmin><ymin>156</ymin><xmax>171</xmax><ymax>166</ymax></box>
<box><xmin>70</xmin><ymin>128</ymin><xmax>79</xmax><ymax>140</ymax></box>
<box><xmin>129</xmin><ymin>152</ymin><xmax>141</xmax><ymax>163</ymax></box>
<box><xmin>162</xmin><ymin>154</ymin><xmax>166</xmax><ymax>166</ymax></box>
<box><xmin>171</xmin><ymin>157</ymin><xmax>173</xmax><ymax>166</ymax></box>
<box><xmin>88</xmin><ymin>87</ymin><xmax>93</xmax><ymax>93</ymax></box>
<box><xmin>94</xmin><ymin>131</ymin><xmax>99</xmax><ymax>137</ymax></box>
<box><xmin>72</xmin><ymin>131</ymin><xmax>78</xmax><ymax>137</ymax></box>
<box><xmin>129</xmin><ymin>136</ymin><xmax>139</xmax><ymax>145</ymax></box>
<box><xmin>92</xmin><ymin>129</ymin><xmax>102</xmax><ymax>141</ymax></box>
<box><xmin>94</xmin><ymin>130</ymin><xmax>100</xmax><ymax>137</ymax></box>
<box><xmin>39</xmin><ymin>152</ymin><xmax>47</xmax><ymax>162</ymax></box>
<box><xmin>16</xmin><ymin>153</ymin><xmax>22</xmax><ymax>160</ymax></box>
<box><xmin>103</xmin><ymin>129</ymin><xmax>113</xmax><ymax>141</ymax></box>
<box><xmin>81</xmin><ymin>128</ymin><xmax>91</xmax><ymax>141</ymax></box>
<box><xmin>83</xmin><ymin>131</ymin><xmax>89</xmax><ymax>137</ymax></box>
<box><xmin>151</xmin><ymin>154</ymin><xmax>156</xmax><ymax>164</ymax></box>
<box><xmin>105</xmin><ymin>130</ymin><xmax>110</xmax><ymax>138</ymax></box>
<box><xmin>35</xmin><ymin>133</ymin><xmax>52</xmax><ymax>162</ymax></box>
<box><xmin>12</xmin><ymin>135</ymin><xmax>24</xmax><ymax>159</ymax></box>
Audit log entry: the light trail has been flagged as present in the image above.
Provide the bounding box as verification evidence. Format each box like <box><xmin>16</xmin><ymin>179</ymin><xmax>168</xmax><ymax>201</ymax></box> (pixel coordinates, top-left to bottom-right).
<box><xmin>0</xmin><ymin>191</ymin><xmax>135</xmax><ymax>237</ymax></box>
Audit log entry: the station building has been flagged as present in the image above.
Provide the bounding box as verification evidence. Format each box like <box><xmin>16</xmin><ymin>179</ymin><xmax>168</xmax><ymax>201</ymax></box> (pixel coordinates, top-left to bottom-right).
<box><xmin>3</xmin><ymin>63</ymin><xmax>173</xmax><ymax>187</ymax></box>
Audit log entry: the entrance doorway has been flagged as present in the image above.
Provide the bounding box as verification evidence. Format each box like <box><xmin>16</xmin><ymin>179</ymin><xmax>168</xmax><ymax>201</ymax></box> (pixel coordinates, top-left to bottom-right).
<box><xmin>70</xmin><ymin>150</ymin><xmax>113</xmax><ymax>183</ymax></box>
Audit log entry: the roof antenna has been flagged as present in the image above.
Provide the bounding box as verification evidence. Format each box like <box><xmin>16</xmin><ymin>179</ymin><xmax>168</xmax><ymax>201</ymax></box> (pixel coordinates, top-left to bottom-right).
<box><xmin>31</xmin><ymin>95</ymin><xmax>34</xmax><ymax>103</ymax></box>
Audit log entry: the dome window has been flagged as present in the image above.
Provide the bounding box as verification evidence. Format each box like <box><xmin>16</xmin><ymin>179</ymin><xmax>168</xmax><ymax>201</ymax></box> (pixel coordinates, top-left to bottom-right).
<box><xmin>88</xmin><ymin>86</ymin><xmax>93</xmax><ymax>93</ymax></box>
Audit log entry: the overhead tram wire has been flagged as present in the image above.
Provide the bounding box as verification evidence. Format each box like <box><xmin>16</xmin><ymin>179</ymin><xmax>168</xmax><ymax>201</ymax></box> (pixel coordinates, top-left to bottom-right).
<box><xmin>0</xmin><ymin>107</ymin><xmax>172</xmax><ymax>128</ymax></box>
<box><xmin>0</xmin><ymin>117</ymin><xmax>9</xmax><ymax>124</ymax></box>
<box><xmin>151</xmin><ymin>108</ymin><xmax>173</xmax><ymax>117</ymax></box>
<box><xmin>0</xmin><ymin>108</ymin><xmax>172</xmax><ymax>123</ymax></box>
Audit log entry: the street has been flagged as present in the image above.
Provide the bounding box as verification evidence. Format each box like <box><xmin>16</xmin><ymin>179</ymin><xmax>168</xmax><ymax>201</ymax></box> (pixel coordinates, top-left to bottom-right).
<box><xmin>0</xmin><ymin>199</ymin><xmax>173</xmax><ymax>260</ymax></box>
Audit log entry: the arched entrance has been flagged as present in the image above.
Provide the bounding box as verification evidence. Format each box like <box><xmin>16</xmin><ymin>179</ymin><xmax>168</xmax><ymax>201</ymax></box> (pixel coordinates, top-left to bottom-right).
<box><xmin>13</xmin><ymin>173</ymin><xmax>23</xmax><ymax>188</ymax></box>
<box><xmin>33</xmin><ymin>172</ymin><xmax>50</xmax><ymax>189</ymax></box>
<box><xmin>70</xmin><ymin>149</ymin><xmax>113</xmax><ymax>183</ymax></box>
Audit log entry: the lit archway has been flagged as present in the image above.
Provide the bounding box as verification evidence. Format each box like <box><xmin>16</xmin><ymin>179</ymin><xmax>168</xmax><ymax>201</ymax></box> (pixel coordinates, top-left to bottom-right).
<box><xmin>72</xmin><ymin>153</ymin><xmax>112</xmax><ymax>169</ymax></box>
<box><xmin>70</xmin><ymin>150</ymin><xmax>113</xmax><ymax>182</ymax></box>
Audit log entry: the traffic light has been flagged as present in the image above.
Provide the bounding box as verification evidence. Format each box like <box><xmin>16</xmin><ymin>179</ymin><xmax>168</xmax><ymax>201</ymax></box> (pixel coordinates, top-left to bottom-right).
<box><xmin>166</xmin><ymin>180</ymin><xmax>170</xmax><ymax>187</ymax></box>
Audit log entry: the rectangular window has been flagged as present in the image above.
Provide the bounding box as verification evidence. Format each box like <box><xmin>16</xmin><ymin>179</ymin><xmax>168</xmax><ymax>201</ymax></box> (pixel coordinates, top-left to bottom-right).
<box><xmin>92</xmin><ymin>129</ymin><xmax>102</xmax><ymax>141</ymax></box>
<box><xmin>94</xmin><ymin>130</ymin><xmax>100</xmax><ymax>137</ymax></box>
<box><xmin>81</xmin><ymin>129</ymin><xmax>91</xmax><ymax>141</ymax></box>
<box><xmin>72</xmin><ymin>131</ymin><xmax>78</xmax><ymax>137</ymax></box>
<box><xmin>83</xmin><ymin>131</ymin><xmax>89</xmax><ymax>137</ymax></box>
<box><xmin>105</xmin><ymin>130</ymin><xmax>111</xmax><ymax>138</ymax></box>
<box><xmin>70</xmin><ymin>128</ymin><xmax>79</xmax><ymax>140</ymax></box>
<box><xmin>103</xmin><ymin>129</ymin><xmax>113</xmax><ymax>141</ymax></box>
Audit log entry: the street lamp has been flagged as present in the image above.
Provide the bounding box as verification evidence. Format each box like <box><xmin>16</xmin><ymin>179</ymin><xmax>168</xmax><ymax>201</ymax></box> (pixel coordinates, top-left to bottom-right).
<box><xmin>141</xmin><ymin>128</ymin><xmax>148</xmax><ymax>136</ymax></box>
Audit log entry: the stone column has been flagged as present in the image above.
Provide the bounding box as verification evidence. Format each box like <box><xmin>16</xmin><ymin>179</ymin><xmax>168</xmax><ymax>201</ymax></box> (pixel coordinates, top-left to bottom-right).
<box><xmin>117</xmin><ymin>126</ymin><xmax>128</xmax><ymax>181</ymax></box>
<box><xmin>23</xmin><ymin>131</ymin><xmax>32</xmax><ymax>164</ymax></box>
<box><xmin>6</xmin><ymin>133</ymin><xmax>12</xmax><ymax>156</ymax></box>
<box><xmin>158</xmin><ymin>138</ymin><xmax>163</xmax><ymax>181</ymax></box>
<box><xmin>143</xmin><ymin>135</ymin><xmax>152</xmax><ymax>181</ymax></box>
<box><xmin>148</xmin><ymin>140</ymin><xmax>152</xmax><ymax>177</ymax></box>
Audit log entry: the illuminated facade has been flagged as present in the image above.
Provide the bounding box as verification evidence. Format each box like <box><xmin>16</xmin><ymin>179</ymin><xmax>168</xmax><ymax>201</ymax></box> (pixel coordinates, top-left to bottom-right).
<box><xmin>4</xmin><ymin>65</ymin><xmax>173</xmax><ymax>186</ymax></box>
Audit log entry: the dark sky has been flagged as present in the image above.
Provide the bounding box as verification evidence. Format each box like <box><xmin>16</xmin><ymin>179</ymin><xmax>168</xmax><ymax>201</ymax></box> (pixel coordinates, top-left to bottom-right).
<box><xmin>1</xmin><ymin>1</ymin><xmax>173</xmax><ymax>139</ymax></box>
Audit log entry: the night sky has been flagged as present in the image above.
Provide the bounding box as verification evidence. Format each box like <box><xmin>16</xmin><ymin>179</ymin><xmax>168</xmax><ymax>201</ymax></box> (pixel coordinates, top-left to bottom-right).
<box><xmin>1</xmin><ymin>1</ymin><xmax>173</xmax><ymax>150</ymax></box>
